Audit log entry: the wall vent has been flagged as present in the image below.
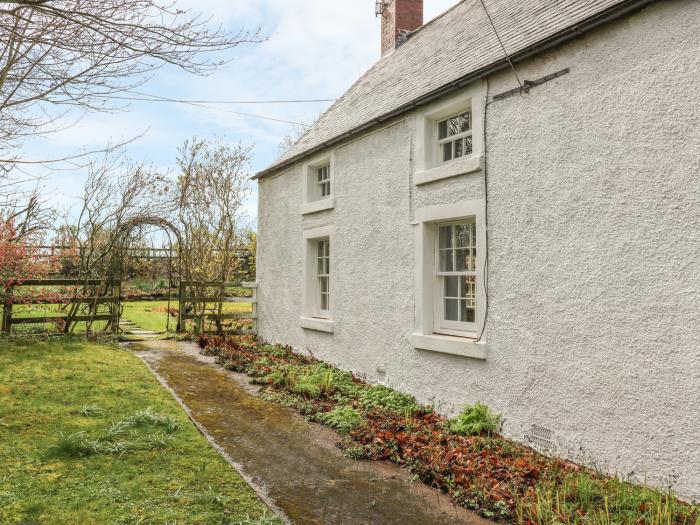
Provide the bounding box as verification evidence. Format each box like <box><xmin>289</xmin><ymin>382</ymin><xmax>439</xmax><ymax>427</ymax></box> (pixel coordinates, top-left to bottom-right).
<box><xmin>527</xmin><ymin>424</ymin><xmax>555</xmax><ymax>453</ymax></box>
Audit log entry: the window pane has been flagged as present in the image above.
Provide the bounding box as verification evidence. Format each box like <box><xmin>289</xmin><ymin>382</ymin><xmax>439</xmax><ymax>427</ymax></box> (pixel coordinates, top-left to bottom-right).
<box><xmin>318</xmin><ymin>257</ymin><xmax>329</xmax><ymax>275</ymax></box>
<box><xmin>449</xmin><ymin>117</ymin><xmax>460</xmax><ymax>136</ymax></box>
<box><xmin>317</xmin><ymin>241</ymin><xmax>325</xmax><ymax>258</ymax></box>
<box><xmin>460</xmin><ymin>112</ymin><xmax>471</xmax><ymax>132</ymax></box>
<box><xmin>319</xmin><ymin>276</ymin><xmax>329</xmax><ymax>293</ymax></box>
<box><xmin>444</xmin><ymin>299</ymin><xmax>459</xmax><ymax>321</ymax></box>
<box><xmin>461</xmin><ymin>276</ymin><xmax>476</xmax><ymax>301</ymax></box>
<box><xmin>444</xmin><ymin>276</ymin><xmax>459</xmax><ymax>298</ymax></box>
<box><xmin>460</xmin><ymin>301</ymin><xmax>475</xmax><ymax>323</ymax></box>
<box><xmin>455</xmin><ymin>138</ymin><xmax>463</xmax><ymax>158</ymax></box>
<box><xmin>320</xmin><ymin>293</ymin><xmax>329</xmax><ymax>311</ymax></box>
<box><xmin>464</xmin><ymin>136</ymin><xmax>473</xmax><ymax>156</ymax></box>
<box><xmin>439</xmin><ymin>226</ymin><xmax>452</xmax><ymax>249</ymax></box>
<box><xmin>439</xmin><ymin>250</ymin><xmax>453</xmax><ymax>272</ymax></box>
<box><xmin>438</xmin><ymin>120</ymin><xmax>447</xmax><ymax>140</ymax></box>
<box><xmin>455</xmin><ymin>224</ymin><xmax>469</xmax><ymax>248</ymax></box>
<box><xmin>455</xmin><ymin>249</ymin><xmax>469</xmax><ymax>271</ymax></box>
<box><xmin>324</xmin><ymin>240</ymin><xmax>330</xmax><ymax>257</ymax></box>
<box><xmin>442</xmin><ymin>143</ymin><xmax>452</xmax><ymax>162</ymax></box>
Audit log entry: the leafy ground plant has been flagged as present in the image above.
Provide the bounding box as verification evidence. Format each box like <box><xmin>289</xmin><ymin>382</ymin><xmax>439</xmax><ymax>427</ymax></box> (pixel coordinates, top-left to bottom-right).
<box><xmin>447</xmin><ymin>401</ymin><xmax>502</xmax><ymax>436</ymax></box>
<box><xmin>198</xmin><ymin>335</ymin><xmax>699</xmax><ymax>525</ymax></box>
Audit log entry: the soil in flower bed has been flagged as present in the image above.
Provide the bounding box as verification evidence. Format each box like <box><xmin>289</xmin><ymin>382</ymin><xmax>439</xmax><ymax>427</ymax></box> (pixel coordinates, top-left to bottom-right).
<box><xmin>197</xmin><ymin>335</ymin><xmax>699</xmax><ymax>525</ymax></box>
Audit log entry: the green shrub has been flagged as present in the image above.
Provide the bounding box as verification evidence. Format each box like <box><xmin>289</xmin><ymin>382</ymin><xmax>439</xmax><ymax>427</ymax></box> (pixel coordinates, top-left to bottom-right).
<box><xmin>317</xmin><ymin>406</ymin><xmax>363</xmax><ymax>433</ymax></box>
<box><xmin>263</xmin><ymin>363</ymin><xmax>361</xmax><ymax>400</ymax></box>
<box><xmin>360</xmin><ymin>385</ymin><xmax>420</xmax><ymax>414</ymax></box>
<box><xmin>447</xmin><ymin>402</ymin><xmax>501</xmax><ymax>436</ymax></box>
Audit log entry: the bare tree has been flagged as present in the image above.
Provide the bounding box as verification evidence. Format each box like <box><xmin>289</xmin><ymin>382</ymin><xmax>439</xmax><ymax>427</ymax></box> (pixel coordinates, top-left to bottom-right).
<box><xmin>174</xmin><ymin>137</ymin><xmax>251</xmax><ymax>332</ymax></box>
<box><xmin>58</xmin><ymin>151</ymin><xmax>171</xmax><ymax>332</ymax></box>
<box><xmin>0</xmin><ymin>0</ymin><xmax>260</xmax><ymax>166</ymax></box>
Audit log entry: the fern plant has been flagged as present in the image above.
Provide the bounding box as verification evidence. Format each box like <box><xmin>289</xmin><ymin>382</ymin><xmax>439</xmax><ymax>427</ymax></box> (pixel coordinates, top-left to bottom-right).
<box><xmin>448</xmin><ymin>402</ymin><xmax>501</xmax><ymax>436</ymax></box>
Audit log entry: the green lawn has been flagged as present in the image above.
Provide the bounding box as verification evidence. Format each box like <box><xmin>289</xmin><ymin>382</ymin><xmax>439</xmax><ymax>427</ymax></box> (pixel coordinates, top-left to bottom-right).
<box><xmin>121</xmin><ymin>301</ymin><xmax>253</xmax><ymax>333</ymax></box>
<box><xmin>6</xmin><ymin>300</ymin><xmax>253</xmax><ymax>335</ymax></box>
<box><xmin>0</xmin><ymin>338</ymin><xmax>278</xmax><ymax>524</ymax></box>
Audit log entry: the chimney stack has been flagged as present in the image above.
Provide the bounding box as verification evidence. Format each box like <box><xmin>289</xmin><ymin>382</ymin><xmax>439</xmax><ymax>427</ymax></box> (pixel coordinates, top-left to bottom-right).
<box><xmin>379</xmin><ymin>0</ymin><xmax>424</xmax><ymax>57</ymax></box>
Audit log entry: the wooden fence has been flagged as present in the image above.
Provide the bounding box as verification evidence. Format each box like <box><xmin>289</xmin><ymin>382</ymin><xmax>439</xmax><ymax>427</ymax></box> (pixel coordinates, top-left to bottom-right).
<box><xmin>1</xmin><ymin>278</ymin><xmax>121</xmax><ymax>335</ymax></box>
<box><xmin>178</xmin><ymin>281</ymin><xmax>257</xmax><ymax>336</ymax></box>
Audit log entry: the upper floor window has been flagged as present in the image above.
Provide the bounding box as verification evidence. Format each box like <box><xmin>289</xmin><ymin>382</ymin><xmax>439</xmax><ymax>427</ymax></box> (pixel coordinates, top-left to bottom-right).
<box><xmin>438</xmin><ymin>111</ymin><xmax>472</xmax><ymax>163</ymax></box>
<box><xmin>302</xmin><ymin>154</ymin><xmax>336</xmax><ymax>215</ymax></box>
<box><xmin>317</xmin><ymin>165</ymin><xmax>331</xmax><ymax>198</ymax></box>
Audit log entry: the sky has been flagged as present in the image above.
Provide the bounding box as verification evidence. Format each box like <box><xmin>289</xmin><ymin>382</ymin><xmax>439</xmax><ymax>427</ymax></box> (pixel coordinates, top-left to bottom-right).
<box><xmin>21</xmin><ymin>0</ymin><xmax>459</xmax><ymax>231</ymax></box>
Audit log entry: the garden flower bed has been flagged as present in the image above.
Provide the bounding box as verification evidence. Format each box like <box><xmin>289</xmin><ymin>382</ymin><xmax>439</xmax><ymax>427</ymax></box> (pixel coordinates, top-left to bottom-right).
<box><xmin>198</xmin><ymin>335</ymin><xmax>699</xmax><ymax>525</ymax></box>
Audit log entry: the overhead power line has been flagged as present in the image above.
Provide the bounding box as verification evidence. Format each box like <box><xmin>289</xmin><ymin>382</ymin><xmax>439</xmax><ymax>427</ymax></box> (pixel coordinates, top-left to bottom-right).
<box><xmin>107</xmin><ymin>91</ymin><xmax>320</xmax><ymax>127</ymax></box>
<box><xmin>479</xmin><ymin>0</ymin><xmax>523</xmax><ymax>89</ymax></box>
<box><xmin>121</xmin><ymin>90</ymin><xmax>337</xmax><ymax>105</ymax></box>
<box><xmin>108</xmin><ymin>90</ymin><xmax>330</xmax><ymax>127</ymax></box>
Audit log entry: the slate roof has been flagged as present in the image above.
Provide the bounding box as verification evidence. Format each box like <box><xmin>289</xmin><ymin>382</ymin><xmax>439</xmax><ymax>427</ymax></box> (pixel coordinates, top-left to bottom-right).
<box><xmin>257</xmin><ymin>0</ymin><xmax>650</xmax><ymax>178</ymax></box>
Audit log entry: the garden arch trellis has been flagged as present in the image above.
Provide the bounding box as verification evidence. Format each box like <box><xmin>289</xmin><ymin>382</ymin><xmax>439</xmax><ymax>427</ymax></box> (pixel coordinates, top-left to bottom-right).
<box><xmin>112</xmin><ymin>216</ymin><xmax>183</xmax><ymax>333</ymax></box>
<box><xmin>111</xmin><ymin>215</ymin><xmax>257</xmax><ymax>336</ymax></box>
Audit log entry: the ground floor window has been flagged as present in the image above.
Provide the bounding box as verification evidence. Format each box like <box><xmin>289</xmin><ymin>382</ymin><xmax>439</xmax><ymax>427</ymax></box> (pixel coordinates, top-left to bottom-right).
<box><xmin>302</xmin><ymin>226</ymin><xmax>334</xmax><ymax>326</ymax></box>
<box><xmin>436</xmin><ymin>220</ymin><xmax>477</xmax><ymax>334</ymax></box>
<box><xmin>413</xmin><ymin>200</ymin><xmax>486</xmax><ymax>345</ymax></box>
<box><xmin>316</xmin><ymin>238</ymin><xmax>330</xmax><ymax>317</ymax></box>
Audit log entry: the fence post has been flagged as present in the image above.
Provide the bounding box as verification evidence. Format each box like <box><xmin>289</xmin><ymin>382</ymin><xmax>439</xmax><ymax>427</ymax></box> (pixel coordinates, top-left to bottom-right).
<box><xmin>177</xmin><ymin>280</ymin><xmax>184</xmax><ymax>333</ymax></box>
<box><xmin>2</xmin><ymin>287</ymin><xmax>13</xmax><ymax>335</ymax></box>
<box><xmin>112</xmin><ymin>278</ymin><xmax>121</xmax><ymax>334</ymax></box>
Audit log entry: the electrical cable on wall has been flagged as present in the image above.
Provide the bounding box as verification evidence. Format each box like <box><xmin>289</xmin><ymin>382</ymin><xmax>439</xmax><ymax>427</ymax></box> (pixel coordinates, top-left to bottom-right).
<box><xmin>479</xmin><ymin>0</ymin><xmax>523</xmax><ymax>90</ymax></box>
<box><xmin>476</xmin><ymin>77</ymin><xmax>490</xmax><ymax>343</ymax></box>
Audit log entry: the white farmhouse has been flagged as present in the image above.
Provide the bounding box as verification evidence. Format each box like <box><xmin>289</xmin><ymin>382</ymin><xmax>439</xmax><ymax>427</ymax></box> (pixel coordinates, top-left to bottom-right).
<box><xmin>254</xmin><ymin>0</ymin><xmax>699</xmax><ymax>500</ymax></box>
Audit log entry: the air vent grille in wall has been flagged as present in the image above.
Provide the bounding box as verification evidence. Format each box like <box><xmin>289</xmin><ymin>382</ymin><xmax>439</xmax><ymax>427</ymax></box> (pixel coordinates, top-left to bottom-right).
<box><xmin>527</xmin><ymin>424</ymin><xmax>555</xmax><ymax>453</ymax></box>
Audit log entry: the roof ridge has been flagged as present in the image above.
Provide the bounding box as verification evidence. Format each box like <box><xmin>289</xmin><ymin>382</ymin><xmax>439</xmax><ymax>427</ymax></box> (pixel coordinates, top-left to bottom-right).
<box><xmin>260</xmin><ymin>0</ymin><xmax>650</xmax><ymax>179</ymax></box>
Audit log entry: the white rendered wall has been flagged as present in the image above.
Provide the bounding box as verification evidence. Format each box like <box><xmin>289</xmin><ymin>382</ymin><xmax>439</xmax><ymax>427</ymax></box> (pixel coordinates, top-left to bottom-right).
<box><xmin>257</xmin><ymin>0</ymin><xmax>700</xmax><ymax>500</ymax></box>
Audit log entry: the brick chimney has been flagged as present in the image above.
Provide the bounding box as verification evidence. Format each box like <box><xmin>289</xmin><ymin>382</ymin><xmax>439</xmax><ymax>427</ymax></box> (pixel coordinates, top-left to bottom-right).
<box><xmin>380</xmin><ymin>0</ymin><xmax>424</xmax><ymax>56</ymax></box>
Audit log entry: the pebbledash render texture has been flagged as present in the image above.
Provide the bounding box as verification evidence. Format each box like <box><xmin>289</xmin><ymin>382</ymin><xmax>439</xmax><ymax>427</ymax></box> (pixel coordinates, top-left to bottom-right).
<box><xmin>255</xmin><ymin>0</ymin><xmax>700</xmax><ymax>501</ymax></box>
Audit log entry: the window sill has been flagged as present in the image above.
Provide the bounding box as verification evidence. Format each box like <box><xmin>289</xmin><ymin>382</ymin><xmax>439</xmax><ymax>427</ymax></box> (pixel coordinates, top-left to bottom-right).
<box><xmin>299</xmin><ymin>316</ymin><xmax>335</xmax><ymax>333</ymax></box>
<box><xmin>301</xmin><ymin>197</ymin><xmax>335</xmax><ymax>216</ymax></box>
<box><xmin>410</xmin><ymin>333</ymin><xmax>487</xmax><ymax>359</ymax></box>
<box><xmin>415</xmin><ymin>155</ymin><xmax>483</xmax><ymax>186</ymax></box>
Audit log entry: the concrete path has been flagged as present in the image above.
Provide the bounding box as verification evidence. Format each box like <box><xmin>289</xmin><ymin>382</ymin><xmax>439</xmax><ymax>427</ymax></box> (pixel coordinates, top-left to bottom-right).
<box><xmin>119</xmin><ymin>320</ymin><xmax>161</xmax><ymax>341</ymax></box>
<box><xmin>126</xmin><ymin>339</ymin><xmax>490</xmax><ymax>525</ymax></box>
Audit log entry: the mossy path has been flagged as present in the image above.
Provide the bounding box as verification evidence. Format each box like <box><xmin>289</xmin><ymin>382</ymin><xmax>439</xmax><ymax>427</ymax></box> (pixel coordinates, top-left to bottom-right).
<box><xmin>129</xmin><ymin>339</ymin><xmax>489</xmax><ymax>525</ymax></box>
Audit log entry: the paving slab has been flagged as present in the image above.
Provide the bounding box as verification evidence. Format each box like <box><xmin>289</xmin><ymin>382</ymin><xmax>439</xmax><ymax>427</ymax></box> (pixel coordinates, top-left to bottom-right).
<box><xmin>126</xmin><ymin>339</ymin><xmax>491</xmax><ymax>525</ymax></box>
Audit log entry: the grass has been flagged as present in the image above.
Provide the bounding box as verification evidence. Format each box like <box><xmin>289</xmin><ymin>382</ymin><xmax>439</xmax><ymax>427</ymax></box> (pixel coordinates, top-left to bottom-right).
<box><xmin>0</xmin><ymin>337</ymin><xmax>278</xmax><ymax>524</ymax></box>
<box><xmin>6</xmin><ymin>300</ymin><xmax>253</xmax><ymax>335</ymax></box>
<box><xmin>121</xmin><ymin>301</ymin><xmax>253</xmax><ymax>333</ymax></box>
<box><xmin>120</xmin><ymin>301</ymin><xmax>178</xmax><ymax>333</ymax></box>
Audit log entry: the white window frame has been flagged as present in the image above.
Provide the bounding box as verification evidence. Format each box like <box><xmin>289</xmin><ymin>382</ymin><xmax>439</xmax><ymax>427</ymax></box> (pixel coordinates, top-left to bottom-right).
<box><xmin>434</xmin><ymin>219</ymin><xmax>478</xmax><ymax>336</ymax></box>
<box><xmin>414</xmin><ymin>81</ymin><xmax>485</xmax><ymax>186</ymax></box>
<box><xmin>301</xmin><ymin>152</ymin><xmax>336</xmax><ymax>215</ymax></box>
<box><xmin>300</xmin><ymin>225</ymin><xmax>335</xmax><ymax>333</ymax></box>
<box><xmin>411</xmin><ymin>200</ymin><xmax>487</xmax><ymax>359</ymax></box>
<box><xmin>316</xmin><ymin>238</ymin><xmax>330</xmax><ymax>318</ymax></box>
<box><xmin>317</xmin><ymin>165</ymin><xmax>331</xmax><ymax>198</ymax></box>
<box><xmin>437</xmin><ymin>111</ymin><xmax>473</xmax><ymax>164</ymax></box>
